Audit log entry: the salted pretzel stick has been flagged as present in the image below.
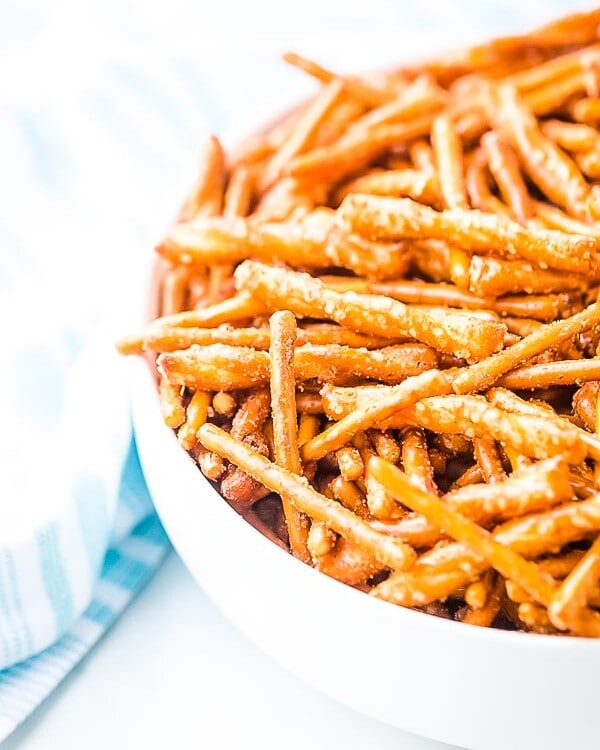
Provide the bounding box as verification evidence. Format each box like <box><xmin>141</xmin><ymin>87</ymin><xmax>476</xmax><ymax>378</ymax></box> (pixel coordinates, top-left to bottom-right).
<box><xmin>198</xmin><ymin>423</ymin><xmax>415</xmax><ymax>570</ymax></box>
<box><xmin>463</xmin><ymin>573</ymin><xmax>504</xmax><ymax>627</ymax></box>
<box><xmin>472</xmin><ymin>437</ymin><xmax>506</xmax><ymax>483</ymax></box>
<box><xmin>282</xmin><ymin>52</ymin><xmax>398</xmax><ymax>107</ymax></box>
<box><xmin>492</xmin><ymin>85</ymin><xmax>594</xmax><ymax>220</ymax></box>
<box><xmin>118</xmin><ymin>324</ymin><xmax>401</xmax><ymax>355</ymax></box>
<box><xmin>383</xmin><ymin>495</ymin><xmax>600</xmax><ymax>606</ymax></box>
<box><xmin>370</xmin><ymin>459</ymin><xmax>557</xmax><ymax>607</ymax></box>
<box><xmin>178</xmin><ymin>390</ymin><xmax>211</xmax><ymax>450</ymax></box>
<box><xmin>373</xmin><ymin>431</ymin><xmax>401</xmax><ymax>465</ymax></box>
<box><xmin>467</xmin><ymin>255</ymin><xmax>586</xmax><ymax>297</ymax></box>
<box><xmin>487</xmin><ymin>387</ymin><xmax>600</xmax><ymax>461</ymax></box>
<box><xmin>178</xmin><ymin>135</ymin><xmax>225</xmax><ymax>222</ymax></box>
<box><xmin>336</xmin><ymin>446</ymin><xmax>364</xmax><ymax>481</ymax></box>
<box><xmin>410</xmin><ymin>139</ymin><xmax>436</xmax><ymax>172</ymax></box>
<box><xmin>481</xmin><ymin>131</ymin><xmax>532</xmax><ymax>224</ymax></box>
<box><xmin>352</xmin><ymin>434</ymin><xmax>397</xmax><ymax>519</ymax></box>
<box><xmin>151</xmin><ymin>292</ymin><xmax>268</xmax><ymax>330</ymax></box>
<box><xmin>235</xmin><ymin>261</ymin><xmax>506</xmax><ymax>362</ymax></box>
<box><xmin>302</xmin><ymin>370</ymin><xmax>451</xmax><ymax>462</ymax></box>
<box><xmin>400</xmin><ymin>427</ymin><xmax>437</xmax><ymax>495</ymax></box>
<box><xmin>254</xmin><ymin>176</ymin><xmax>328</xmax><ymax>222</ymax></box>
<box><xmin>505</xmin><ymin>43</ymin><xmax>600</xmax><ymax>90</ymax></box>
<box><xmin>497</xmin><ymin>359</ymin><xmax>600</xmax><ymax>390</ymax></box>
<box><xmin>322</xmin><ymin>390</ymin><xmax>586</xmax><ymax>462</ymax></box>
<box><xmin>316</xmin><ymin>538</ymin><xmax>384</xmax><ymax>586</ymax></box>
<box><xmin>286</xmin><ymin>114</ymin><xmax>436</xmax><ymax>182</ymax></box>
<box><xmin>337</xmin><ymin>169</ymin><xmax>440</xmax><ymax>206</ymax></box>
<box><xmin>465</xmin><ymin>149</ymin><xmax>513</xmax><ymax>217</ymax></box>
<box><xmin>159</xmin><ymin>342</ymin><xmax>438</xmax><ymax>390</ymax></box>
<box><xmin>548</xmin><ymin>536</ymin><xmax>600</xmax><ymax>633</ymax></box>
<box><xmin>159</xmin><ymin>212</ymin><xmax>333</xmax><ymax>269</ymax></box>
<box><xmin>348</xmin><ymin>75</ymin><xmax>447</xmax><ymax>133</ymax></box>
<box><xmin>262</xmin><ymin>79</ymin><xmax>345</xmax><ymax>188</ymax></box>
<box><xmin>541</xmin><ymin>119</ymin><xmax>599</xmax><ymax>152</ymax></box>
<box><xmin>269</xmin><ymin>311</ymin><xmax>310</xmax><ymax>561</ymax></box>
<box><xmin>452</xmin><ymin>299</ymin><xmax>600</xmax><ymax>394</ymax></box>
<box><xmin>571</xmin><ymin>97</ymin><xmax>600</xmax><ymax>123</ymax></box>
<box><xmin>431</xmin><ymin>114</ymin><xmax>468</xmax><ymax>209</ymax></box>
<box><xmin>337</xmin><ymin>195</ymin><xmax>599</xmax><ymax>275</ymax></box>
<box><xmin>533</xmin><ymin>201</ymin><xmax>600</xmax><ymax>238</ymax></box>
<box><xmin>576</xmin><ymin>148</ymin><xmax>600</xmax><ymax>179</ymax></box>
<box><xmin>324</xmin><ymin>225</ymin><xmax>410</xmax><ymax>280</ymax></box>
<box><xmin>158</xmin><ymin>377</ymin><xmax>185</xmax><ymax>428</ymax></box>
<box><xmin>161</xmin><ymin>267</ymin><xmax>190</xmax><ymax>316</ymax></box>
<box><xmin>573</xmin><ymin>382</ymin><xmax>600</xmax><ymax>431</ymax></box>
<box><xmin>330</xmin><ymin>476</ymin><xmax>368</xmax><ymax>516</ymax></box>
<box><xmin>223</xmin><ymin>167</ymin><xmax>252</xmax><ymax>219</ymax></box>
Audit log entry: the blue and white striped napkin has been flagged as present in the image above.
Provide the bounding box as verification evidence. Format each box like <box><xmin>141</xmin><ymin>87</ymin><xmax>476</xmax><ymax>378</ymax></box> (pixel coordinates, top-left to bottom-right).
<box><xmin>0</xmin><ymin>0</ymin><xmax>592</xmax><ymax>740</ymax></box>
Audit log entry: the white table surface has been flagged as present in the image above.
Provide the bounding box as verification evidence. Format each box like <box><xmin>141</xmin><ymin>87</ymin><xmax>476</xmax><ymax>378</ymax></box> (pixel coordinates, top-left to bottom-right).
<box><xmin>3</xmin><ymin>554</ymin><xmax>447</xmax><ymax>750</ymax></box>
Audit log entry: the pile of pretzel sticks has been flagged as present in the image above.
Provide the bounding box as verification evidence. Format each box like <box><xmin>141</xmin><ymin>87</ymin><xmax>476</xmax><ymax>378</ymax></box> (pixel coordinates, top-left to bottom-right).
<box><xmin>120</xmin><ymin>9</ymin><xmax>600</xmax><ymax>635</ymax></box>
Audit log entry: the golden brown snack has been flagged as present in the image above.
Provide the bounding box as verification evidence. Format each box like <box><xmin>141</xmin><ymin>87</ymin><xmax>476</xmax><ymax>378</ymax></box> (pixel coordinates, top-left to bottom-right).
<box><xmin>235</xmin><ymin>261</ymin><xmax>506</xmax><ymax>362</ymax></box>
<box><xmin>121</xmin><ymin>11</ymin><xmax>600</xmax><ymax>635</ymax></box>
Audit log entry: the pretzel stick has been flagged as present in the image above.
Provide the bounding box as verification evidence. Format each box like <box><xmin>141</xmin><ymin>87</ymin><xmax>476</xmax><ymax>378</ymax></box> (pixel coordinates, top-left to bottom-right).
<box><xmin>198</xmin><ymin>423</ymin><xmax>415</xmax><ymax>570</ymax></box>
<box><xmin>330</xmin><ymin>477</ymin><xmax>368</xmax><ymax>516</ymax></box>
<box><xmin>159</xmin><ymin>212</ymin><xmax>333</xmax><ymax>269</ymax></box>
<box><xmin>463</xmin><ymin>573</ymin><xmax>504</xmax><ymax>627</ymax></box>
<box><xmin>372</xmin><ymin>456</ymin><xmax>571</xmax><ymax>548</ymax></box>
<box><xmin>337</xmin><ymin>194</ymin><xmax>599</xmax><ymax>275</ymax></box>
<box><xmin>235</xmin><ymin>261</ymin><xmax>506</xmax><ymax>362</ymax></box>
<box><xmin>336</xmin><ymin>446</ymin><xmax>364</xmax><ymax>481</ymax></box>
<box><xmin>315</xmin><ymin>538</ymin><xmax>384</xmax><ymax>586</ymax></box>
<box><xmin>370</xmin><ymin>458</ymin><xmax>557</xmax><ymax>606</ymax></box>
<box><xmin>159</xmin><ymin>342</ymin><xmax>438</xmax><ymax>390</ymax></box>
<box><xmin>262</xmin><ymin>79</ymin><xmax>345</xmax><ymax>188</ymax></box>
<box><xmin>491</xmin><ymin>85</ymin><xmax>594</xmax><ymax>220</ymax></box>
<box><xmin>373</xmin><ymin>431</ymin><xmax>401</xmax><ymax>465</ymax></box>
<box><xmin>472</xmin><ymin>437</ymin><xmax>506</xmax><ymax>483</ymax></box>
<box><xmin>467</xmin><ymin>255</ymin><xmax>586</xmax><ymax>297</ymax></box>
<box><xmin>571</xmin><ymin>97</ymin><xmax>600</xmax><ymax>123</ymax></box>
<box><xmin>178</xmin><ymin>390</ymin><xmax>211</xmax><ymax>450</ymax></box>
<box><xmin>431</xmin><ymin>114</ymin><xmax>468</xmax><ymax>209</ymax></box>
<box><xmin>223</xmin><ymin>165</ymin><xmax>254</xmax><ymax>218</ymax></box>
<box><xmin>481</xmin><ymin>131</ymin><xmax>532</xmax><ymax>224</ymax></box>
<box><xmin>541</xmin><ymin>119</ymin><xmax>599</xmax><ymax>152</ymax></box>
<box><xmin>548</xmin><ymin>537</ymin><xmax>600</xmax><ymax>633</ymax></box>
<box><xmin>487</xmin><ymin>387</ymin><xmax>600</xmax><ymax>461</ymax></box>
<box><xmin>321</xmin><ymin>391</ymin><xmax>586</xmax><ymax>462</ymax></box>
<box><xmin>574</xmin><ymin>382</ymin><xmax>600</xmax><ymax>431</ymax></box>
<box><xmin>286</xmin><ymin>114</ymin><xmax>437</xmax><ymax>182</ymax></box>
<box><xmin>378</xmin><ymin>496</ymin><xmax>600</xmax><ymax>607</ymax></box>
<box><xmin>269</xmin><ymin>311</ymin><xmax>310</xmax><ymax>561</ymax></box>
<box><xmin>337</xmin><ymin>169</ymin><xmax>440</xmax><ymax>206</ymax></box>
<box><xmin>452</xmin><ymin>299</ymin><xmax>600</xmax><ymax>394</ymax></box>
<box><xmin>301</xmin><ymin>370</ymin><xmax>452</xmax><ymax>461</ymax></box>
<box><xmin>281</xmin><ymin>52</ymin><xmax>397</xmax><ymax>107</ymax></box>
<box><xmin>178</xmin><ymin>135</ymin><xmax>225</xmax><ymax>222</ymax></box>
<box><xmin>119</xmin><ymin>324</ymin><xmax>402</xmax><ymax>355</ymax></box>
<box><xmin>400</xmin><ymin>427</ymin><xmax>437</xmax><ymax>495</ymax></box>
<box><xmin>161</xmin><ymin>267</ymin><xmax>190</xmax><ymax>316</ymax></box>
<box><xmin>466</xmin><ymin>148</ymin><xmax>513</xmax><ymax>217</ymax></box>
<box><xmin>497</xmin><ymin>359</ymin><xmax>600</xmax><ymax>390</ymax></box>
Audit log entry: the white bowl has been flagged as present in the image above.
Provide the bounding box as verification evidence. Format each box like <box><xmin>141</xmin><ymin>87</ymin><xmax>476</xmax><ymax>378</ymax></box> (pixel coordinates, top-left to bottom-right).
<box><xmin>131</xmin><ymin>355</ymin><xmax>599</xmax><ymax>750</ymax></box>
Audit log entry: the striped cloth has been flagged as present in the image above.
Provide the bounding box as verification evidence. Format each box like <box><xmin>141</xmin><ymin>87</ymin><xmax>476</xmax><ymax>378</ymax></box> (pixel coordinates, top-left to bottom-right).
<box><xmin>0</xmin><ymin>0</ymin><xmax>591</xmax><ymax>741</ymax></box>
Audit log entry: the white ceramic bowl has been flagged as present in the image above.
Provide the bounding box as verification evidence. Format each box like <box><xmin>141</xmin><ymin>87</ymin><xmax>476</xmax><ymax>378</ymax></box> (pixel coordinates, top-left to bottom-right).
<box><xmin>131</xmin><ymin>354</ymin><xmax>599</xmax><ymax>750</ymax></box>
